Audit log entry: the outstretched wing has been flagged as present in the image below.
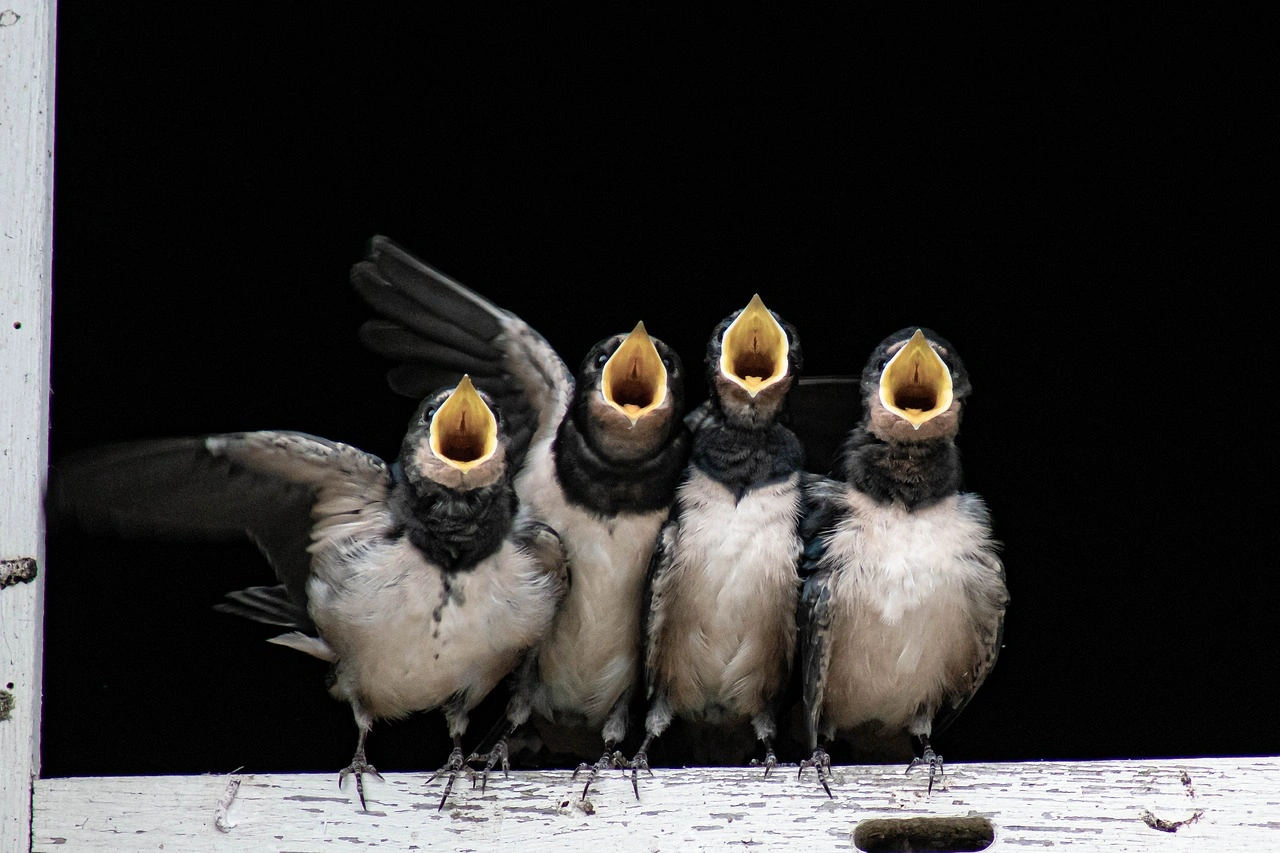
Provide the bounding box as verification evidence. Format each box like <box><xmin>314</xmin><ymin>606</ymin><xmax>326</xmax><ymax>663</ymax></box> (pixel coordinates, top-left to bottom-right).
<box><xmin>46</xmin><ymin>432</ymin><xmax>392</xmax><ymax>631</ymax></box>
<box><xmin>351</xmin><ymin>235</ymin><xmax>574</xmax><ymax>472</ymax></box>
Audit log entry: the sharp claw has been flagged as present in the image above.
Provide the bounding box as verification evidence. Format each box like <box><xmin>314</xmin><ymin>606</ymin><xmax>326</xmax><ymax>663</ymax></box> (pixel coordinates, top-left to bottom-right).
<box><xmin>431</xmin><ymin>747</ymin><xmax>474</xmax><ymax>811</ymax></box>
<box><xmin>757</xmin><ymin>749</ymin><xmax>778</xmax><ymax>779</ymax></box>
<box><xmin>906</xmin><ymin>747</ymin><xmax>944</xmax><ymax>794</ymax></box>
<box><xmin>338</xmin><ymin>759</ymin><xmax>380</xmax><ymax>811</ymax></box>
<box><xmin>799</xmin><ymin>748</ymin><xmax>834</xmax><ymax>798</ymax></box>
<box><xmin>627</xmin><ymin>753</ymin><xmax>649</xmax><ymax>800</ymax></box>
<box><xmin>574</xmin><ymin>746</ymin><xmax>626</xmax><ymax>801</ymax></box>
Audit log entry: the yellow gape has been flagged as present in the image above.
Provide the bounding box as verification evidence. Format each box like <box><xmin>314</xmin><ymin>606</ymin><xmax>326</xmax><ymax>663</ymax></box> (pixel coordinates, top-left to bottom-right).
<box><xmin>601</xmin><ymin>322</ymin><xmax>668</xmax><ymax>426</ymax></box>
<box><xmin>879</xmin><ymin>329</ymin><xmax>954</xmax><ymax>429</ymax></box>
<box><xmin>430</xmin><ymin>375</ymin><xmax>498</xmax><ymax>470</ymax></box>
<box><xmin>719</xmin><ymin>294</ymin><xmax>789</xmax><ymax>397</ymax></box>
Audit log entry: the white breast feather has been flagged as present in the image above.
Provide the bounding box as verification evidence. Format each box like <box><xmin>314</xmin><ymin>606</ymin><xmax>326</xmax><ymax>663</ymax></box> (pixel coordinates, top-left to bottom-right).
<box><xmin>659</xmin><ymin>471</ymin><xmax>801</xmax><ymax>717</ymax></box>
<box><xmin>820</xmin><ymin>489</ymin><xmax>1001</xmax><ymax>733</ymax></box>
<box><xmin>515</xmin><ymin>442</ymin><xmax>667</xmax><ymax>724</ymax></box>
<box><xmin>308</xmin><ymin>533</ymin><xmax>562</xmax><ymax>723</ymax></box>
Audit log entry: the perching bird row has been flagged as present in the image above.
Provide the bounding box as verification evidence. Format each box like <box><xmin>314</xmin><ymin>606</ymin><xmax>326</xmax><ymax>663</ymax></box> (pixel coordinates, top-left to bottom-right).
<box><xmin>47</xmin><ymin>235</ymin><xmax>1008</xmax><ymax>811</ymax></box>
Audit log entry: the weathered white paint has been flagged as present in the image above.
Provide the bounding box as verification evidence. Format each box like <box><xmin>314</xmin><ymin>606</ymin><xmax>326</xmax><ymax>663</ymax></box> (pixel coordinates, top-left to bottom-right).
<box><xmin>31</xmin><ymin>758</ymin><xmax>1280</xmax><ymax>851</ymax></box>
<box><xmin>0</xmin><ymin>2</ymin><xmax>56</xmax><ymax>852</ymax></box>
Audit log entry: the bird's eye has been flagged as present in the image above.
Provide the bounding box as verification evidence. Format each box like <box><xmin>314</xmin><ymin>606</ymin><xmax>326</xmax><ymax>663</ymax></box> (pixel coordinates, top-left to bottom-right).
<box><xmin>597</xmin><ymin>352</ymin><xmax>610</xmax><ymax>365</ymax></box>
<box><xmin>876</xmin><ymin>359</ymin><xmax>888</xmax><ymax>372</ymax></box>
<box><xmin>662</xmin><ymin>357</ymin><xmax>671</xmax><ymax>369</ymax></box>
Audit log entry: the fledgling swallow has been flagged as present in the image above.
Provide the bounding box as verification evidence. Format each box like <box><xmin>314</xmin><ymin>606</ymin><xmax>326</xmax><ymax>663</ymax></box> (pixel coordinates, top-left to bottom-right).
<box><xmin>351</xmin><ymin>237</ymin><xmax>690</xmax><ymax>799</ymax></box>
<box><xmin>629</xmin><ymin>294</ymin><xmax>806</xmax><ymax>797</ymax></box>
<box><xmin>797</xmin><ymin>327</ymin><xmax>1008</xmax><ymax>795</ymax></box>
<box><xmin>46</xmin><ymin>378</ymin><xmax>569</xmax><ymax>811</ymax></box>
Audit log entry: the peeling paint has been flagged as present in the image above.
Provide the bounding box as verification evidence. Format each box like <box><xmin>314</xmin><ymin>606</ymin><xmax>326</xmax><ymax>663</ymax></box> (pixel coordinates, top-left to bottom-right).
<box><xmin>284</xmin><ymin>794</ymin><xmax>351</xmax><ymax>803</ymax></box>
<box><xmin>0</xmin><ymin>9</ymin><xmax>21</xmax><ymax>26</ymax></box>
<box><xmin>0</xmin><ymin>556</ymin><xmax>38</xmax><ymax>588</ymax></box>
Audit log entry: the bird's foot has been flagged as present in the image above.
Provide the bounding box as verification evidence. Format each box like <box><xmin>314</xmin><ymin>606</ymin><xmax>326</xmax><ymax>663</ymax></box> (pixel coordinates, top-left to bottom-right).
<box><xmin>906</xmin><ymin>746</ymin><xmax>944</xmax><ymax>793</ymax></box>
<box><xmin>571</xmin><ymin>747</ymin><xmax>627</xmax><ymax>801</ymax></box>
<box><xmin>626</xmin><ymin>751</ymin><xmax>653</xmax><ymax>800</ymax></box>
<box><xmin>797</xmin><ymin>748</ymin><xmax>833</xmax><ymax>798</ymax></box>
<box><xmin>429</xmin><ymin>746</ymin><xmax>475</xmax><ymax>810</ymax></box>
<box><xmin>465</xmin><ymin>739</ymin><xmax>509</xmax><ymax>794</ymax></box>
<box><xmin>338</xmin><ymin>757</ymin><xmax>384</xmax><ymax>811</ymax></box>
<box><xmin>749</xmin><ymin>748</ymin><xmax>779</xmax><ymax>779</ymax></box>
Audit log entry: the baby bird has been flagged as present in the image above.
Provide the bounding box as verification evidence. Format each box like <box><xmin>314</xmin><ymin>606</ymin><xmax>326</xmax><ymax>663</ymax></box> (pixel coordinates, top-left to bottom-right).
<box><xmin>352</xmin><ymin>237</ymin><xmax>690</xmax><ymax>798</ymax></box>
<box><xmin>797</xmin><ymin>328</ymin><xmax>1008</xmax><ymax>795</ymax></box>
<box><xmin>47</xmin><ymin>377</ymin><xmax>568</xmax><ymax>810</ymax></box>
<box><xmin>631</xmin><ymin>294</ymin><xmax>806</xmax><ymax>796</ymax></box>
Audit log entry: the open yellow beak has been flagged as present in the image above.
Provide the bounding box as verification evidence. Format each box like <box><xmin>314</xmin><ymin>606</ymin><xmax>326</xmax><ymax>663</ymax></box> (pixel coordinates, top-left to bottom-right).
<box><xmin>601</xmin><ymin>322</ymin><xmax>668</xmax><ymax>426</ymax></box>
<box><xmin>430</xmin><ymin>375</ymin><xmax>498</xmax><ymax>470</ymax></box>
<box><xmin>878</xmin><ymin>329</ymin><xmax>954</xmax><ymax>429</ymax></box>
<box><xmin>719</xmin><ymin>294</ymin><xmax>789</xmax><ymax>397</ymax></box>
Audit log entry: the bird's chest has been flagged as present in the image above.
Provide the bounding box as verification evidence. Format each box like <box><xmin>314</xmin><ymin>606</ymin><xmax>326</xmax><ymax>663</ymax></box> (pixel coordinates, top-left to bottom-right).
<box><xmin>658</xmin><ymin>473</ymin><xmax>802</xmax><ymax>712</ymax></box>
<box><xmin>821</xmin><ymin>496</ymin><xmax>984</xmax><ymax>726</ymax></box>
<box><xmin>534</xmin><ymin>497</ymin><xmax>667</xmax><ymax>718</ymax></box>
<box><xmin>309</xmin><ymin>538</ymin><xmax>556</xmax><ymax>718</ymax></box>
<box><xmin>671</xmin><ymin>472</ymin><xmax>802</xmax><ymax>589</ymax></box>
<box><xmin>827</xmin><ymin>497</ymin><xmax>981</xmax><ymax>623</ymax></box>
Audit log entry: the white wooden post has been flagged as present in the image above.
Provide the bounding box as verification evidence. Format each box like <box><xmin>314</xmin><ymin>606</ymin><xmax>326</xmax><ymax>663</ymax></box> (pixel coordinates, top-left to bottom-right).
<box><xmin>0</xmin><ymin>2</ymin><xmax>56</xmax><ymax>851</ymax></box>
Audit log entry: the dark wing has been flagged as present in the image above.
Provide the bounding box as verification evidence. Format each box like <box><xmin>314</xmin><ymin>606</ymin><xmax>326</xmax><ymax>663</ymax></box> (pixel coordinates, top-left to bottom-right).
<box><xmin>931</xmin><ymin>560</ymin><xmax>1007</xmax><ymax>737</ymax></box>
<box><xmin>682</xmin><ymin>399</ymin><xmax>713</xmax><ymax>436</ymax></box>
<box><xmin>351</xmin><ymin>235</ymin><xmax>573</xmax><ymax>473</ymax></box>
<box><xmin>46</xmin><ymin>431</ymin><xmax>392</xmax><ymax>632</ymax></box>
<box><xmin>640</xmin><ymin>502</ymin><xmax>682</xmax><ymax>702</ymax></box>
<box><xmin>931</xmin><ymin>494</ymin><xmax>1008</xmax><ymax>737</ymax></box>
<box><xmin>512</xmin><ymin>516</ymin><xmax>571</xmax><ymax>599</ymax></box>
<box><xmin>788</xmin><ymin>375</ymin><xmax>861</xmax><ymax>475</ymax></box>
<box><xmin>797</xmin><ymin>472</ymin><xmax>850</xmax><ymax>750</ymax></box>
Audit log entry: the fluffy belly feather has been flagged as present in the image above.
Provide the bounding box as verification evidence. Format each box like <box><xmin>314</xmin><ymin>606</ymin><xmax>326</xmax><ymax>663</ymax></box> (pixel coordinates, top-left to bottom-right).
<box><xmin>535</xmin><ymin>509</ymin><xmax>663</xmax><ymax>722</ymax></box>
<box><xmin>311</xmin><ymin>538</ymin><xmax>559</xmax><ymax>721</ymax></box>
<box><xmin>819</xmin><ymin>492</ymin><xmax>990</xmax><ymax>732</ymax></box>
<box><xmin>821</xmin><ymin>594</ymin><xmax>979</xmax><ymax>731</ymax></box>
<box><xmin>660</xmin><ymin>475</ymin><xmax>800</xmax><ymax>718</ymax></box>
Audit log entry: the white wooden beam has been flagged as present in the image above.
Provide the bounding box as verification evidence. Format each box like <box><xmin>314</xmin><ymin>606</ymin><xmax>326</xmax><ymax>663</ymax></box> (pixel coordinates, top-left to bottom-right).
<box><xmin>30</xmin><ymin>758</ymin><xmax>1280</xmax><ymax>850</ymax></box>
<box><xmin>0</xmin><ymin>2</ymin><xmax>56</xmax><ymax>852</ymax></box>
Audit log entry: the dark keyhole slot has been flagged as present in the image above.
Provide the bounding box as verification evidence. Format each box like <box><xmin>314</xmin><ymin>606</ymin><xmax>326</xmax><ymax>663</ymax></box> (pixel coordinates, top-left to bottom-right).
<box><xmin>853</xmin><ymin>816</ymin><xmax>995</xmax><ymax>852</ymax></box>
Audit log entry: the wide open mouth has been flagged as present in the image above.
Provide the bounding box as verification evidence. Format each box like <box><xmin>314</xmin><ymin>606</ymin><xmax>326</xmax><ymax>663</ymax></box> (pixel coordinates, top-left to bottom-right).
<box><xmin>601</xmin><ymin>322</ymin><xmax>667</xmax><ymax>425</ymax></box>
<box><xmin>719</xmin><ymin>294</ymin><xmax>789</xmax><ymax>397</ymax></box>
<box><xmin>878</xmin><ymin>329</ymin><xmax>954</xmax><ymax>429</ymax></box>
<box><xmin>431</xmin><ymin>375</ymin><xmax>498</xmax><ymax>470</ymax></box>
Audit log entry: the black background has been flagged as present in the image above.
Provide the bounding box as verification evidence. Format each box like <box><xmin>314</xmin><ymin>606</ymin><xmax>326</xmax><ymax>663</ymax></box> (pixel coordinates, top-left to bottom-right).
<box><xmin>42</xmin><ymin>4</ymin><xmax>1271</xmax><ymax>780</ymax></box>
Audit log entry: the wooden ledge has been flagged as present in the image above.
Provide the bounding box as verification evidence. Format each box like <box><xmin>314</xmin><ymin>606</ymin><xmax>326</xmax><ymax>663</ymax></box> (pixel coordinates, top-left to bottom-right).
<box><xmin>33</xmin><ymin>756</ymin><xmax>1280</xmax><ymax>851</ymax></box>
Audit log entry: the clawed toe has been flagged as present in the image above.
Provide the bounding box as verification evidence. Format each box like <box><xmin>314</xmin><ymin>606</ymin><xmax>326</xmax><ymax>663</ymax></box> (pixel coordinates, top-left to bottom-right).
<box><xmin>572</xmin><ymin>749</ymin><xmax>627</xmax><ymax>800</ymax></box>
<box><xmin>465</xmin><ymin>740</ymin><xmax>509</xmax><ymax>794</ymax></box>
<box><xmin>429</xmin><ymin>747</ymin><xmax>475</xmax><ymax>810</ymax></box>
<box><xmin>626</xmin><ymin>752</ymin><xmax>652</xmax><ymax>800</ymax></box>
<box><xmin>749</xmin><ymin>749</ymin><xmax>779</xmax><ymax>779</ymax></box>
<box><xmin>338</xmin><ymin>759</ymin><xmax>384</xmax><ymax>811</ymax></box>
<box><xmin>798</xmin><ymin>748</ymin><xmax>833</xmax><ymax>798</ymax></box>
<box><xmin>906</xmin><ymin>747</ymin><xmax>944</xmax><ymax>793</ymax></box>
